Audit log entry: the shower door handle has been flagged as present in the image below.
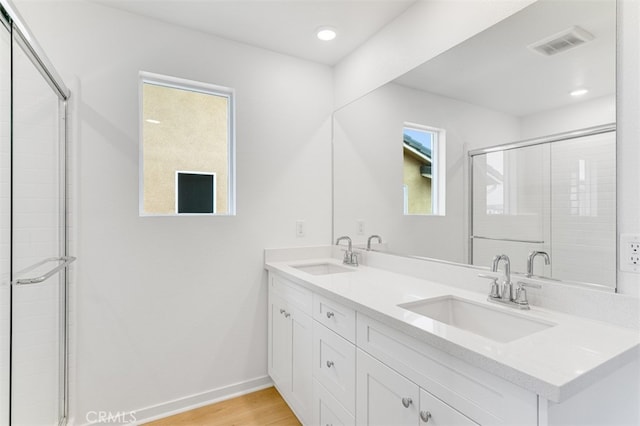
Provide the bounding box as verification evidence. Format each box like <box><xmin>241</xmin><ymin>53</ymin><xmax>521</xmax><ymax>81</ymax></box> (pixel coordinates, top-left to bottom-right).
<box><xmin>13</xmin><ymin>256</ymin><xmax>76</xmax><ymax>285</ymax></box>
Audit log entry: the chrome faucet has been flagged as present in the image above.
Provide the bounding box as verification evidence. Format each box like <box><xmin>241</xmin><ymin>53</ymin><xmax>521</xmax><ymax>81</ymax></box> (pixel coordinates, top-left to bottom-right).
<box><xmin>491</xmin><ymin>254</ymin><xmax>512</xmax><ymax>301</ymax></box>
<box><xmin>366</xmin><ymin>235</ymin><xmax>382</xmax><ymax>251</ymax></box>
<box><xmin>479</xmin><ymin>253</ymin><xmax>541</xmax><ymax>310</ymax></box>
<box><xmin>526</xmin><ymin>250</ymin><xmax>550</xmax><ymax>278</ymax></box>
<box><xmin>336</xmin><ymin>236</ymin><xmax>358</xmax><ymax>266</ymax></box>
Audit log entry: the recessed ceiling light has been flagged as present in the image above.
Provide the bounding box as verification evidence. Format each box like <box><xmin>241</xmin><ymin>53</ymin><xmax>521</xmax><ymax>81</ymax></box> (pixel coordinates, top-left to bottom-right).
<box><xmin>570</xmin><ymin>88</ymin><xmax>589</xmax><ymax>97</ymax></box>
<box><xmin>317</xmin><ymin>27</ymin><xmax>337</xmax><ymax>41</ymax></box>
<box><xmin>146</xmin><ymin>119</ymin><xmax>161</xmax><ymax>124</ymax></box>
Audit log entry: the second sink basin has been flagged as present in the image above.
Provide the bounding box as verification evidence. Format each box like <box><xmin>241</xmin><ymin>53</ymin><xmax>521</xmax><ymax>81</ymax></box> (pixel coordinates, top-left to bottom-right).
<box><xmin>292</xmin><ymin>262</ymin><xmax>356</xmax><ymax>276</ymax></box>
<box><xmin>398</xmin><ymin>295</ymin><xmax>555</xmax><ymax>343</ymax></box>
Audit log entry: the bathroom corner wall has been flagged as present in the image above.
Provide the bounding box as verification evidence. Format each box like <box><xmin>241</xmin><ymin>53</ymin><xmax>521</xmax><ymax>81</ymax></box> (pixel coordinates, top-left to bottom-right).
<box><xmin>14</xmin><ymin>1</ymin><xmax>333</xmax><ymax>423</ymax></box>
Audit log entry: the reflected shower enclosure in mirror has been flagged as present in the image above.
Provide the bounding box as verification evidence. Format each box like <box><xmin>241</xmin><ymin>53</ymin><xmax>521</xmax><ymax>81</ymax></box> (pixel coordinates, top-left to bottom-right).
<box><xmin>470</xmin><ymin>126</ymin><xmax>616</xmax><ymax>288</ymax></box>
<box><xmin>332</xmin><ymin>0</ymin><xmax>616</xmax><ymax>290</ymax></box>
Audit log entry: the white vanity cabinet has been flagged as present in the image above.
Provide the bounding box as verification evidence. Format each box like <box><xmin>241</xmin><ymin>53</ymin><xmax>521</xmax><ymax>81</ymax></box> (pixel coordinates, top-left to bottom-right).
<box><xmin>266</xmin><ymin>254</ymin><xmax>640</xmax><ymax>426</ymax></box>
<box><xmin>268</xmin><ymin>271</ymin><xmax>537</xmax><ymax>426</ymax></box>
<box><xmin>268</xmin><ymin>274</ymin><xmax>313</xmax><ymax>424</ymax></box>
<box><xmin>356</xmin><ymin>349</ymin><xmax>478</xmax><ymax>426</ymax></box>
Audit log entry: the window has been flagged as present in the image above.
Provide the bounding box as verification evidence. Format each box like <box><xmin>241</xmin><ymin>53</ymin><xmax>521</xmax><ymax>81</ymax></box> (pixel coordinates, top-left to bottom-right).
<box><xmin>402</xmin><ymin>123</ymin><xmax>445</xmax><ymax>215</ymax></box>
<box><xmin>139</xmin><ymin>72</ymin><xmax>235</xmax><ymax>216</ymax></box>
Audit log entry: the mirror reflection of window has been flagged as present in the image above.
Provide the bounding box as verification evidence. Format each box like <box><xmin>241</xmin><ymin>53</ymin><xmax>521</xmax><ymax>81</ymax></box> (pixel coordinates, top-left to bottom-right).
<box><xmin>139</xmin><ymin>72</ymin><xmax>235</xmax><ymax>216</ymax></box>
<box><xmin>402</xmin><ymin>124</ymin><xmax>445</xmax><ymax>215</ymax></box>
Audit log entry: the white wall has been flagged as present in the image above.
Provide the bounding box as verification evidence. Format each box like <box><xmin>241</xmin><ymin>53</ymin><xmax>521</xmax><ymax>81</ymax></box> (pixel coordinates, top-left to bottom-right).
<box><xmin>15</xmin><ymin>1</ymin><xmax>333</xmax><ymax>423</ymax></box>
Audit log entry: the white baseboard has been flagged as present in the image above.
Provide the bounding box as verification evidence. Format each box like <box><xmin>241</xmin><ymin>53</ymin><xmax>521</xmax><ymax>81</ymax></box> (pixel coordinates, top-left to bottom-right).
<box><xmin>72</xmin><ymin>375</ymin><xmax>273</xmax><ymax>426</ymax></box>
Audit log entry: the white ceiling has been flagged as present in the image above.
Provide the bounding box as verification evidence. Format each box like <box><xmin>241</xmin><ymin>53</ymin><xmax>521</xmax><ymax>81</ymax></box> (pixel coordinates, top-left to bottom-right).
<box><xmin>394</xmin><ymin>0</ymin><xmax>616</xmax><ymax>117</ymax></box>
<box><xmin>92</xmin><ymin>0</ymin><xmax>615</xmax><ymax>117</ymax></box>
<box><xmin>93</xmin><ymin>0</ymin><xmax>417</xmax><ymax>65</ymax></box>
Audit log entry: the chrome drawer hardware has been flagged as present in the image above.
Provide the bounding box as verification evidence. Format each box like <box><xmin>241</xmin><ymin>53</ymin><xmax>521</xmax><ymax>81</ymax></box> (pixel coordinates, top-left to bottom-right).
<box><xmin>420</xmin><ymin>410</ymin><xmax>432</xmax><ymax>423</ymax></box>
<box><xmin>326</xmin><ymin>360</ymin><xmax>334</xmax><ymax>368</ymax></box>
<box><xmin>401</xmin><ymin>397</ymin><xmax>412</xmax><ymax>408</ymax></box>
<box><xmin>326</xmin><ymin>311</ymin><xmax>335</xmax><ymax>319</ymax></box>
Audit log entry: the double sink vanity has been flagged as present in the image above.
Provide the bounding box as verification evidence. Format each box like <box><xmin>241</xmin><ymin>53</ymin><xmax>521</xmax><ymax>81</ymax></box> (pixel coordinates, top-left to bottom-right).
<box><xmin>265</xmin><ymin>246</ymin><xmax>639</xmax><ymax>426</ymax></box>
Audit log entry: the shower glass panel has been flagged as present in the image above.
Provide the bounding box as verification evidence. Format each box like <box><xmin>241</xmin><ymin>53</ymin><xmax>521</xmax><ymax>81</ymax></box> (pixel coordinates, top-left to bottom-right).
<box><xmin>549</xmin><ymin>132</ymin><xmax>616</xmax><ymax>286</ymax></box>
<box><xmin>0</xmin><ymin>15</ymin><xmax>10</xmax><ymax>426</ymax></box>
<box><xmin>471</xmin><ymin>144</ymin><xmax>550</xmax><ymax>274</ymax></box>
<box><xmin>470</xmin><ymin>127</ymin><xmax>616</xmax><ymax>289</ymax></box>
<box><xmin>11</xmin><ymin>21</ymin><xmax>67</xmax><ymax>426</ymax></box>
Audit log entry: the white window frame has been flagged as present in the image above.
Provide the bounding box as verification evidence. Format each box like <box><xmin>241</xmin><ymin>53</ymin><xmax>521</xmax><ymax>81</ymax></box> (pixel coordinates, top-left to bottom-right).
<box><xmin>403</xmin><ymin>122</ymin><xmax>446</xmax><ymax>216</ymax></box>
<box><xmin>138</xmin><ymin>71</ymin><xmax>236</xmax><ymax>216</ymax></box>
<box><xmin>175</xmin><ymin>171</ymin><xmax>217</xmax><ymax>215</ymax></box>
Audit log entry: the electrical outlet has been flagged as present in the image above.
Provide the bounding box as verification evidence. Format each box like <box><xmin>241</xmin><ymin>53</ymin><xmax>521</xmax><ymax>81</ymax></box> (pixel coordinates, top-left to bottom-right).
<box><xmin>620</xmin><ymin>234</ymin><xmax>640</xmax><ymax>273</ymax></box>
<box><xmin>296</xmin><ymin>220</ymin><xmax>305</xmax><ymax>238</ymax></box>
<box><xmin>356</xmin><ymin>220</ymin><xmax>365</xmax><ymax>236</ymax></box>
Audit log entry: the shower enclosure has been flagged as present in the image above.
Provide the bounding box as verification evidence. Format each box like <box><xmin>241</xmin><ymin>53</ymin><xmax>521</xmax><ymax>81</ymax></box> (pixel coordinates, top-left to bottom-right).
<box><xmin>0</xmin><ymin>1</ymin><xmax>74</xmax><ymax>424</ymax></box>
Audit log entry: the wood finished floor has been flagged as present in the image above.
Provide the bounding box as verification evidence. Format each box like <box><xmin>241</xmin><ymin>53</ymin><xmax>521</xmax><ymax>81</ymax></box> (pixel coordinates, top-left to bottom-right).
<box><xmin>144</xmin><ymin>386</ymin><xmax>301</xmax><ymax>426</ymax></box>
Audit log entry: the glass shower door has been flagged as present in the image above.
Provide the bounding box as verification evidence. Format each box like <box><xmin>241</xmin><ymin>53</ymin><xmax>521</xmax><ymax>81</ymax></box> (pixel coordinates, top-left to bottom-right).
<box><xmin>0</xmin><ymin>14</ymin><xmax>10</xmax><ymax>426</ymax></box>
<box><xmin>10</xmin><ymin>26</ymin><xmax>68</xmax><ymax>425</ymax></box>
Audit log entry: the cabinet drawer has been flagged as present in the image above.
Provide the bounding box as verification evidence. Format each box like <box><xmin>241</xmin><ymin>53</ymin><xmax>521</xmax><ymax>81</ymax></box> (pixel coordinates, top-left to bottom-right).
<box><xmin>313</xmin><ymin>293</ymin><xmax>356</xmax><ymax>342</ymax></box>
<box><xmin>357</xmin><ymin>314</ymin><xmax>537</xmax><ymax>425</ymax></box>
<box><xmin>420</xmin><ymin>388</ymin><xmax>478</xmax><ymax>426</ymax></box>
<box><xmin>313</xmin><ymin>321</ymin><xmax>356</xmax><ymax>414</ymax></box>
<box><xmin>271</xmin><ymin>273</ymin><xmax>312</xmax><ymax>312</ymax></box>
<box><xmin>314</xmin><ymin>380</ymin><xmax>355</xmax><ymax>426</ymax></box>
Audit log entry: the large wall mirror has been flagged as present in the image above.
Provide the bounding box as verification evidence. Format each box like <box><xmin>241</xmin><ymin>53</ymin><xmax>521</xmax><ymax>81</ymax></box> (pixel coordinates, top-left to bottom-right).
<box><xmin>333</xmin><ymin>0</ymin><xmax>616</xmax><ymax>290</ymax></box>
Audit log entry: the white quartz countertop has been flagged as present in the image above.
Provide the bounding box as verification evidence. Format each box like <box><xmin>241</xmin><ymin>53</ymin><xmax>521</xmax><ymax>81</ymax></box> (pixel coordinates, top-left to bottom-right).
<box><xmin>265</xmin><ymin>257</ymin><xmax>640</xmax><ymax>403</ymax></box>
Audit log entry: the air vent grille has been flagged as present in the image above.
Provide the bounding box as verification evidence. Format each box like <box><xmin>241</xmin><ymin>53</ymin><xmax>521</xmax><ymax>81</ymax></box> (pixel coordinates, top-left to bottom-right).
<box><xmin>528</xmin><ymin>26</ymin><xmax>594</xmax><ymax>56</ymax></box>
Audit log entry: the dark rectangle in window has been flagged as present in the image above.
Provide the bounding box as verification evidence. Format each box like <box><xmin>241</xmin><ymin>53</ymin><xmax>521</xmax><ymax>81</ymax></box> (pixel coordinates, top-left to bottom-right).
<box><xmin>176</xmin><ymin>172</ymin><xmax>215</xmax><ymax>214</ymax></box>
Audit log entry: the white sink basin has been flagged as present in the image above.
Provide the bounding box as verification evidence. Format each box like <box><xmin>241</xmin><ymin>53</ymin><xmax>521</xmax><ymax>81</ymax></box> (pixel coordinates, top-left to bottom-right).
<box><xmin>398</xmin><ymin>295</ymin><xmax>555</xmax><ymax>343</ymax></box>
<box><xmin>292</xmin><ymin>262</ymin><xmax>356</xmax><ymax>276</ymax></box>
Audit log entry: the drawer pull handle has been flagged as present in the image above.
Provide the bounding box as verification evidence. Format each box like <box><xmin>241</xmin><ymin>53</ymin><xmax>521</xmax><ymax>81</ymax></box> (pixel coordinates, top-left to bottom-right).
<box><xmin>326</xmin><ymin>311</ymin><xmax>335</xmax><ymax>319</ymax></box>
<box><xmin>284</xmin><ymin>312</ymin><xmax>290</xmax><ymax>318</ymax></box>
<box><xmin>401</xmin><ymin>397</ymin><xmax>412</xmax><ymax>408</ymax></box>
<box><xmin>326</xmin><ymin>360</ymin><xmax>334</xmax><ymax>368</ymax></box>
<box><xmin>279</xmin><ymin>309</ymin><xmax>285</xmax><ymax>315</ymax></box>
<box><xmin>420</xmin><ymin>411</ymin><xmax>432</xmax><ymax>423</ymax></box>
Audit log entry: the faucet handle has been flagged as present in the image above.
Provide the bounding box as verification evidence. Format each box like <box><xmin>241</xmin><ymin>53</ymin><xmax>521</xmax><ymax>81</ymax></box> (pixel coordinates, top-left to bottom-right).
<box><xmin>478</xmin><ymin>273</ymin><xmax>500</xmax><ymax>298</ymax></box>
<box><xmin>478</xmin><ymin>273</ymin><xmax>499</xmax><ymax>280</ymax></box>
<box><xmin>517</xmin><ymin>280</ymin><xmax>542</xmax><ymax>290</ymax></box>
<box><xmin>515</xmin><ymin>281</ymin><xmax>542</xmax><ymax>307</ymax></box>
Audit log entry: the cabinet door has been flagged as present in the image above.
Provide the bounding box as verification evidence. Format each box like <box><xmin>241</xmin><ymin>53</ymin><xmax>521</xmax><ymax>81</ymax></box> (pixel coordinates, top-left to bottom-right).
<box><xmin>269</xmin><ymin>292</ymin><xmax>291</xmax><ymax>392</ymax></box>
<box><xmin>419</xmin><ymin>389</ymin><xmax>478</xmax><ymax>426</ymax></box>
<box><xmin>356</xmin><ymin>350</ymin><xmax>419</xmax><ymax>426</ymax></box>
<box><xmin>290</xmin><ymin>304</ymin><xmax>313</xmax><ymax>424</ymax></box>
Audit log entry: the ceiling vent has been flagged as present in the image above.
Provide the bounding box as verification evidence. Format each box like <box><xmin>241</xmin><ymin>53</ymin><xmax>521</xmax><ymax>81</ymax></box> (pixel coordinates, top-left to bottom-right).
<box><xmin>528</xmin><ymin>26</ymin><xmax>594</xmax><ymax>56</ymax></box>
